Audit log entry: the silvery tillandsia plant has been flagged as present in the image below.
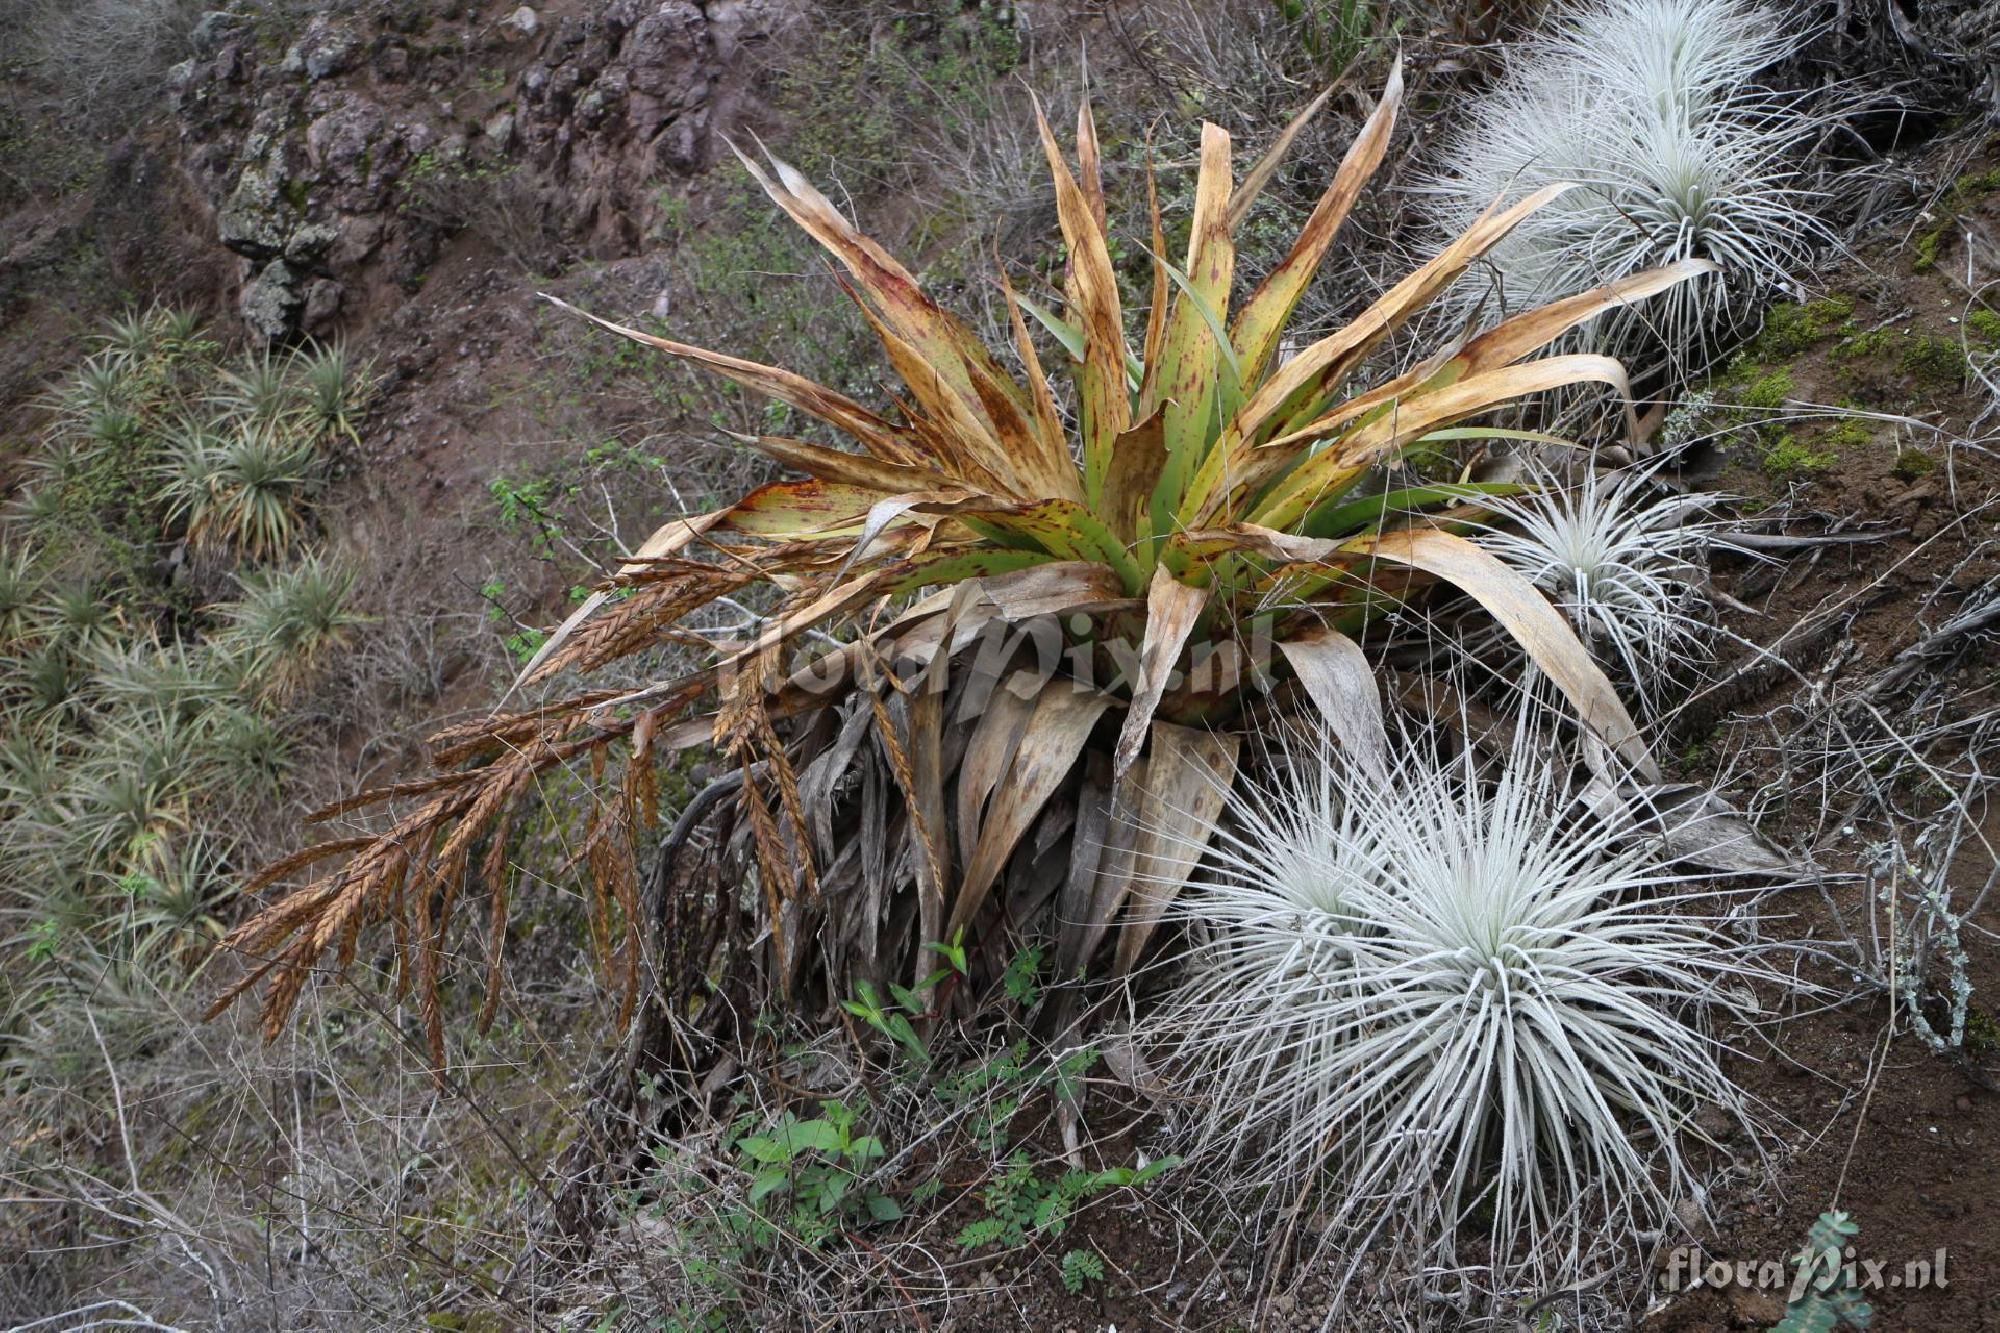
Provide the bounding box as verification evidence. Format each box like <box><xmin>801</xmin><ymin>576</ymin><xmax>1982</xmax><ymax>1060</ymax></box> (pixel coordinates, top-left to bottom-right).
<box><xmin>1156</xmin><ymin>720</ymin><xmax>1774</xmax><ymax>1287</ymax></box>
<box><xmin>213</xmin><ymin>68</ymin><xmax>1711</xmax><ymax>1063</ymax></box>
<box><xmin>1428</xmin><ymin>0</ymin><xmax>1826</xmax><ymax>362</ymax></box>
<box><xmin>1480</xmin><ymin>464</ymin><xmax>1721</xmax><ymax>715</ymax></box>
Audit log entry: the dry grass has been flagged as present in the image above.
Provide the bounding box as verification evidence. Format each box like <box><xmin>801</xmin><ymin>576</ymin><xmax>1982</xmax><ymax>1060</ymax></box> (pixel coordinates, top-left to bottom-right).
<box><xmin>3</xmin><ymin>0</ymin><xmax>205</xmax><ymax>116</ymax></box>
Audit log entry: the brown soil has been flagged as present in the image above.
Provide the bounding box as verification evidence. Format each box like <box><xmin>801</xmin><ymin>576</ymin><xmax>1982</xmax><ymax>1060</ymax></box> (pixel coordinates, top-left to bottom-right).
<box><xmin>1640</xmin><ymin>220</ymin><xmax>2000</xmax><ymax>1329</ymax></box>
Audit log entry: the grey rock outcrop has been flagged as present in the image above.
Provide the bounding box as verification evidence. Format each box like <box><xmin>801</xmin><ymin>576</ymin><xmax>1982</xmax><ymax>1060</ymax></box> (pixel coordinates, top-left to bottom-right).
<box><xmin>171</xmin><ymin>0</ymin><xmax>787</xmax><ymax>343</ymax></box>
<box><xmin>239</xmin><ymin>260</ymin><xmax>304</xmax><ymax>341</ymax></box>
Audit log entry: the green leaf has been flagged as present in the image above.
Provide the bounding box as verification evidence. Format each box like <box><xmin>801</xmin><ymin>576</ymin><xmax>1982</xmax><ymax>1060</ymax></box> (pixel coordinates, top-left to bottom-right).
<box><xmin>924</xmin><ymin>932</ymin><xmax>969</xmax><ymax>975</ymax></box>
<box><xmin>1032</xmin><ymin>1192</ymin><xmax>1070</xmax><ymax>1234</ymax></box>
<box><xmin>1775</xmin><ymin>1211</ymin><xmax>1874</xmax><ymax>1332</ymax></box>
<box><xmin>775</xmin><ymin>1119</ymin><xmax>844</xmax><ymax>1155</ymax></box>
<box><xmin>737</xmin><ymin>1135</ymin><xmax>788</xmax><ymax>1165</ymax></box>
<box><xmin>1145</xmin><ymin>242</ymin><xmax>1246</xmax><ymax>418</ymax></box>
<box><xmin>885</xmin><ymin>1013</ymin><xmax>925</xmax><ymax>1057</ymax></box>
<box><xmin>1014</xmin><ymin>290</ymin><xmax>1085</xmax><ymax>361</ymax></box>
<box><xmin>1301</xmin><ymin>481</ymin><xmax>1527</xmax><ymax>539</ymax></box>
<box><xmin>883</xmin><ymin>547</ymin><xmax>1059</xmax><ymax>597</ymax></box>
<box><xmin>1016</xmin><ymin>291</ymin><xmax>1142</xmax><ymax>393</ymax></box>
<box><xmin>1060</xmin><ymin>1248</ymin><xmax>1105</xmax><ymax>1294</ymax></box>
<box><xmin>1416</xmin><ymin>426</ymin><xmax>1576</xmax><ymax>446</ymax></box>
<box><xmin>957</xmin><ymin>1217</ymin><xmax>1006</xmax><ymax>1250</ymax></box>
<box><xmin>979</xmin><ymin>499</ymin><xmax>1146</xmax><ymax>596</ymax></box>
<box><xmin>866</xmin><ymin>1192</ymin><xmax>904</xmax><ymax>1222</ymax></box>
<box><xmin>1003</xmin><ymin>946</ymin><xmax>1043</xmax><ymax>1005</ymax></box>
<box><xmin>749</xmin><ymin>1168</ymin><xmax>791</xmax><ymax>1204</ymax></box>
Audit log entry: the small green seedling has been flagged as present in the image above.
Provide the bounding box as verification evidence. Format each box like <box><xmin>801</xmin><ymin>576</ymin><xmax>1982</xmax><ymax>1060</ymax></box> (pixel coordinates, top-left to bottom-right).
<box><xmin>1773</xmin><ymin>1210</ymin><xmax>1873</xmax><ymax>1331</ymax></box>
<box><xmin>731</xmin><ymin>1098</ymin><xmax>901</xmax><ymax>1250</ymax></box>
<box><xmin>1060</xmin><ymin>1247</ymin><xmax>1105</xmax><ymax>1294</ymax></box>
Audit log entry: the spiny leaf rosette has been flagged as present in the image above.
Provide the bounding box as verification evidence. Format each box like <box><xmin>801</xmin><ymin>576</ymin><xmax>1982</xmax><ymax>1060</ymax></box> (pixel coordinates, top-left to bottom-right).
<box><xmin>212</xmin><ymin>70</ymin><xmax>1709</xmax><ymax>1056</ymax></box>
<box><xmin>1157</xmin><ymin>727</ymin><xmax>1760</xmax><ymax>1287</ymax></box>
<box><xmin>1480</xmin><ymin>465</ymin><xmax>1720</xmax><ymax>715</ymax></box>
<box><xmin>1427</xmin><ymin>0</ymin><xmax>1820</xmax><ymax>360</ymax></box>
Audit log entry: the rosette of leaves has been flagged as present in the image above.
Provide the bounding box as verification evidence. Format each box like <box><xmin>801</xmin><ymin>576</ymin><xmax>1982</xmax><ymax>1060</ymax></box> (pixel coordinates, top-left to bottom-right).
<box><xmin>214</xmin><ymin>69</ymin><xmax>1707</xmax><ymax>1061</ymax></box>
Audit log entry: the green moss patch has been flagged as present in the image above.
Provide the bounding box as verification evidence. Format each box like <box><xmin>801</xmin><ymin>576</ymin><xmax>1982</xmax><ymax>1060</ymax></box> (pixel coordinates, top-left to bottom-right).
<box><xmin>1735</xmin><ymin>368</ymin><xmax>1794</xmax><ymax>410</ymax></box>
<box><xmin>1913</xmin><ymin>168</ymin><xmax>2000</xmax><ymax>273</ymax></box>
<box><xmin>1899</xmin><ymin>334</ymin><xmax>1970</xmax><ymax>387</ymax></box>
<box><xmin>1762</xmin><ymin>433</ymin><xmax>1836</xmax><ymax>480</ymax></box>
<box><xmin>1823</xmin><ymin>417</ymin><xmax>1875</xmax><ymax>451</ymax></box>
<box><xmin>1833</xmin><ymin>326</ymin><xmax>1894</xmax><ymax>362</ymax></box>
<box><xmin>1892</xmin><ymin>447</ymin><xmax>1937</xmax><ymax>481</ymax></box>
<box><xmin>1751</xmin><ymin>295</ymin><xmax>1856</xmax><ymax>359</ymax></box>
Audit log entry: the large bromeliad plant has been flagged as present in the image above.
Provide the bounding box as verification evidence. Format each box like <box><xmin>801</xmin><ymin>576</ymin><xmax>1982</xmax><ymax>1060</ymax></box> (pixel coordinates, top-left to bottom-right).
<box><xmin>213</xmin><ymin>70</ymin><xmax>1705</xmax><ymax>1057</ymax></box>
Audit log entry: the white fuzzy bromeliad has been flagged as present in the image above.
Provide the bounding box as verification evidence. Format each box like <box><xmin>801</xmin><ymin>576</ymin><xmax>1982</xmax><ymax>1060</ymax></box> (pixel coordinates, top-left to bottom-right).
<box><xmin>1159</xmin><ymin>724</ymin><xmax>1769</xmax><ymax>1286</ymax></box>
<box><xmin>1428</xmin><ymin>0</ymin><xmax>1824</xmax><ymax>359</ymax></box>
<box><xmin>1481</xmin><ymin>466</ymin><xmax>1720</xmax><ymax>714</ymax></box>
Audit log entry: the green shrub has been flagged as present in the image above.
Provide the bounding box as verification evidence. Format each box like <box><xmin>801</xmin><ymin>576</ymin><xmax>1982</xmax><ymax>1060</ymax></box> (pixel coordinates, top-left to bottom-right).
<box><xmin>203</xmin><ymin>701</ymin><xmax>297</xmax><ymax>799</ymax></box>
<box><xmin>210</xmin><ymin>348</ymin><xmax>302</xmax><ymax>429</ymax></box>
<box><xmin>117</xmin><ymin>829</ymin><xmax>235</xmax><ymax>963</ymax></box>
<box><xmin>0</xmin><ymin>544</ymin><xmax>40</xmax><ymax>646</ymax></box>
<box><xmin>24</xmin><ymin>309</ymin><xmax>364</xmax><ymax>567</ymax></box>
<box><xmin>293</xmin><ymin>340</ymin><xmax>376</xmax><ymax>444</ymax></box>
<box><xmin>8</xmin><ymin>642</ymin><xmax>84</xmax><ymax>717</ymax></box>
<box><xmin>83</xmin><ymin>637</ymin><xmax>235</xmax><ymax>716</ymax></box>
<box><xmin>28</xmin><ymin>577</ymin><xmax>117</xmax><ymax>650</ymax></box>
<box><xmin>215</xmin><ymin>552</ymin><xmax>366</xmax><ymax>703</ymax></box>
<box><xmin>0</xmin><ymin>310</ymin><xmax>377</xmax><ymax>1096</ymax></box>
<box><xmin>158</xmin><ymin>420</ymin><xmax>323</xmax><ymax>559</ymax></box>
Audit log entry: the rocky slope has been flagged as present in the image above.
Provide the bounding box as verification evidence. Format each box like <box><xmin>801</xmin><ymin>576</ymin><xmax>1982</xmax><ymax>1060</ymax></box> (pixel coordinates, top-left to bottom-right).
<box><xmin>168</xmin><ymin>0</ymin><xmax>788</xmax><ymax>343</ymax></box>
